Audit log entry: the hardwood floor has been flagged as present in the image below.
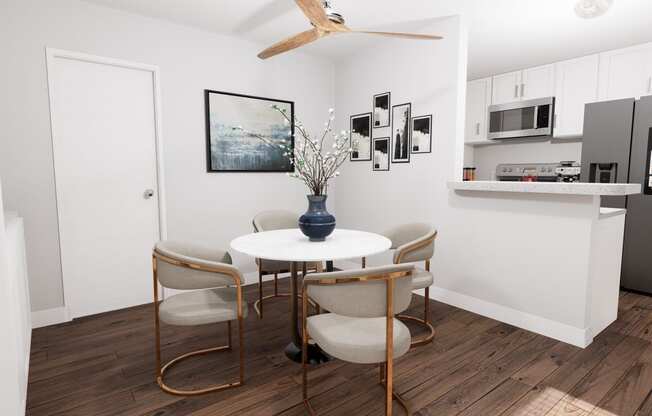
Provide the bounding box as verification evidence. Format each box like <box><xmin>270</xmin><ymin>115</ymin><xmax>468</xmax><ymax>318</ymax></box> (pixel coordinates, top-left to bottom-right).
<box><xmin>27</xmin><ymin>280</ymin><xmax>652</xmax><ymax>416</ymax></box>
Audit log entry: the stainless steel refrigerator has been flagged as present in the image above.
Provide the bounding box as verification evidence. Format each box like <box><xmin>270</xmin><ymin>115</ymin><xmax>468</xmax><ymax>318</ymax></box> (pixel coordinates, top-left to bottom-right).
<box><xmin>581</xmin><ymin>96</ymin><xmax>652</xmax><ymax>294</ymax></box>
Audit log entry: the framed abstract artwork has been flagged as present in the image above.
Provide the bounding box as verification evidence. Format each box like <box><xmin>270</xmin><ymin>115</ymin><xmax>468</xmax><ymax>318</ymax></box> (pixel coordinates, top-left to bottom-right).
<box><xmin>411</xmin><ymin>114</ymin><xmax>432</xmax><ymax>154</ymax></box>
<box><xmin>350</xmin><ymin>112</ymin><xmax>372</xmax><ymax>161</ymax></box>
<box><xmin>373</xmin><ymin>92</ymin><xmax>391</xmax><ymax>128</ymax></box>
<box><xmin>204</xmin><ymin>90</ymin><xmax>294</xmax><ymax>172</ymax></box>
<box><xmin>391</xmin><ymin>102</ymin><xmax>411</xmax><ymax>163</ymax></box>
<box><xmin>373</xmin><ymin>137</ymin><xmax>390</xmax><ymax>171</ymax></box>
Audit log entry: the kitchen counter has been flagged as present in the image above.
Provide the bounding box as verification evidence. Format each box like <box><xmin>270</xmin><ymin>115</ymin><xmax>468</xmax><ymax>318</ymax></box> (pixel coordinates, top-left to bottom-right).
<box><xmin>448</xmin><ymin>180</ymin><xmax>641</xmax><ymax>196</ymax></box>
<box><xmin>434</xmin><ymin>182</ymin><xmax>641</xmax><ymax>348</ymax></box>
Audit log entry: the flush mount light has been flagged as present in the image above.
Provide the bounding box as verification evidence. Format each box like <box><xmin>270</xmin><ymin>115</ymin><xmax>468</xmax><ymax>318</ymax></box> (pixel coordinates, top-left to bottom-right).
<box><xmin>575</xmin><ymin>0</ymin><xmax>614</xmax><ymax>18</ymax></box>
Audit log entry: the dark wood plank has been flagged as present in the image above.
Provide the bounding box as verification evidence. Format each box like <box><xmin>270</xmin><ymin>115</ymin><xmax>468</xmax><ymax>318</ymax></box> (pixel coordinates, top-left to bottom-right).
<box><xmin>545</xmin><ymin>335</ymin><xmax>648</xmax><ymax>415</ymax></box>
<box><xmin>589</xmin><ymin>346</ymin><xmax>652</xmax><ymax>416</ymax></box>
<box><xmin>26</xmin><ymin>284</ymin><xmax>652</xmax><ymax>416</ymax></box>
<box><xmin>414</xmin><ymin>336</ymin><xmax>558</xmax><ymax>415</ymax></box>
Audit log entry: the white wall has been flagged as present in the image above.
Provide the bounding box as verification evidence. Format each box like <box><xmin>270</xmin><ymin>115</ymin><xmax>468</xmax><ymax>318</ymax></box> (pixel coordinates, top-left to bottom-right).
<box><xmin>0</xmin><ymin>0</ymin><xmax>334</xmax><ymax>312</ymax></box>
<box><xmin>0</xmin><ymin>182</ymin><xmax>27</xmax><ymax>416</ymax></box>
<box><xmin>333</xmin><ymin>16</ymin><xmax>466</xmax><ymax>234</ymax></box>
<box><xmin>472</xmin><ymin>140</ymin><xmax>582</xmax><ymax>180</ymax></box>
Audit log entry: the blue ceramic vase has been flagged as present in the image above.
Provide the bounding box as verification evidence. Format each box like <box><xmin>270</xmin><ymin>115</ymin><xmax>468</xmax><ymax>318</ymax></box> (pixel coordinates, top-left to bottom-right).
<box><xmin>298</xmin><ymin>195</ymin><xmax>336</xmax><ymax>242</ymax></box>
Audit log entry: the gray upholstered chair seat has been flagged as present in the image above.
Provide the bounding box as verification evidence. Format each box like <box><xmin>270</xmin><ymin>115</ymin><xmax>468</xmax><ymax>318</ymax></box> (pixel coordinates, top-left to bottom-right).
<box><xmin>412</xmin><ymin>269</ymin><xmax>434</xmax><ymax>290</ymax></box>
<box><xmin>159</xmin><ymin>288</ymin><xmax>247</xmax><ymax>326</ymax></box>
<box><xmin>306</xmin><ymin>313</ymin><xmax>411</xmax><ymax>364</ymax></box>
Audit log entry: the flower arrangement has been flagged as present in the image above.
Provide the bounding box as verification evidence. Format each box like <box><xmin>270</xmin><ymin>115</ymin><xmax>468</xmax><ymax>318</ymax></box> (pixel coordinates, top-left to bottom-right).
<box><xmin>234</xmin><ymin>107</ymin><xmax>351</xmax><ymax>196</ymax></box>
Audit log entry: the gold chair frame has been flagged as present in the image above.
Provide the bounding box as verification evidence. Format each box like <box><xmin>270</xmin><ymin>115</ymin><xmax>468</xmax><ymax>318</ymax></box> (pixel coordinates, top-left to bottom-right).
<box><xmin>253</xmin><ymin>260</ymin><xmax>321</xmax><ymax>319</ymax></box>
<box><xmin>362</xmin><ymin>231</ymin><xmax>437</xmax><ymax>347</ymax></box>
<box><xmin>395</xmin><ymin>232</ymin><xmax>437</xmax><ymax>347</ymax></box>
<box><xmin>301</xmin><ymin>269</ymin><xmax>414</xmax><ymax>416</ymax></box>
<box><xmin>152</xmin><ymin>250</ymin><xmax>245</xmax><ymax>396</ymax></box>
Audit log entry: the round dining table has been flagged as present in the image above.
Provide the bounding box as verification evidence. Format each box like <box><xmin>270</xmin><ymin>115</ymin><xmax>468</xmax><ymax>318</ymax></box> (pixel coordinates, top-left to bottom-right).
<box><xmin>230</xmin><ymin>228</ymin><xmax>391</xmax><ymax>364</ymax></box>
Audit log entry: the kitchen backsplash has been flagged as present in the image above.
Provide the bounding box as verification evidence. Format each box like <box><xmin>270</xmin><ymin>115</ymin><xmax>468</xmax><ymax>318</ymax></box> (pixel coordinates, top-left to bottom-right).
<box><xmin>471</xmin><ymin>139</ymin><xmax>582</xmax><ymax>180</ymax></box>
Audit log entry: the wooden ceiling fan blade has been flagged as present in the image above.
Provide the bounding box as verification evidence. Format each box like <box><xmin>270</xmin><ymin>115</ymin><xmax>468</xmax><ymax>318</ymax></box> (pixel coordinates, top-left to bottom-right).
<box><xmin>294</xmin><ymin>0</ymin><xmax>337</xmax><ymax>30</ymax></box>
<box><xmin>257</xmin><ymin>28</ymin><xmax>325</xmax><ymax>60</ymax></box>
<box><xmin>353</xmin><ymin>30</ymin><xmax>443</xmax><ymax>40</ymax></box>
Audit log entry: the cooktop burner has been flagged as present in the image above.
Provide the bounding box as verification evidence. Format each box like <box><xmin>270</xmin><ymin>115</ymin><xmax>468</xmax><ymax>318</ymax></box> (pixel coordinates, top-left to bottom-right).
<box><xmin>496</xmin><ymin>162</ymin><xmax>580</xmax><ymax>182</ymax></box>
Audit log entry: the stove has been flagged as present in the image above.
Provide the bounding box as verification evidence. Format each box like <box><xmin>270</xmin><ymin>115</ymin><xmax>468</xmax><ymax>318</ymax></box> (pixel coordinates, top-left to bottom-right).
<box><xmin>496</xmin><ymin>161</ymin><xmax>581</xmax><ymax>182</ymax></box>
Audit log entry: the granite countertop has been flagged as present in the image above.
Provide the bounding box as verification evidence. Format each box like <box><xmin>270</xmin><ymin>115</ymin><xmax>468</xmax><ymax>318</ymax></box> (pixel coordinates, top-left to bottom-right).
<box><xmin>448</xmin><ymin>181</ymin><xmax>641</xmax><ymax>196</ymax></box>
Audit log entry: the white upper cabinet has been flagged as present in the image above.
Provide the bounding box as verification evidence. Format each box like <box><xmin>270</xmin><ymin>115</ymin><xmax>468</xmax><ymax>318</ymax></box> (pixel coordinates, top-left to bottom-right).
<box><xmin>465</xmin><ymin>77</ymin><xmax>492</xmax><ymax>143</ymax></box>
<box><xmin>554</xmin><ymin>54</ymin><xmax>599</xmax><ymax>138</ymax></box>
<box><xmin>521</xmin><ymin>64</ymin><xmax>555</xmax><ymax>100</ymax></box>
<box><xmin>599</xmin><ymin>42</ymin><xmax>652</xmax><ymax>101</ymax></box>
<box><xmin>491</xmin><ymin>71</ymin><xmax>521</xmax><ymax>105</ymax></box>
<box><xmin>492</xmin><ymin>65</ymin><xmax>554</xmax><ymax>105</ymax></box>
<box><xmin>465</xmin><ymin>41</ymin><xmax>652</xmax><ymax>145</ymax></box>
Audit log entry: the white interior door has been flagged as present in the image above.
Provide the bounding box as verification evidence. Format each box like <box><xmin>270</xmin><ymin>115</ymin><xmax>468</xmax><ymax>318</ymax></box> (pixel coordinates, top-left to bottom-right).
<box><xmin>48</xmin><ymin>51</ymin><xmax>163</xmax><ymax>319</ymax></box>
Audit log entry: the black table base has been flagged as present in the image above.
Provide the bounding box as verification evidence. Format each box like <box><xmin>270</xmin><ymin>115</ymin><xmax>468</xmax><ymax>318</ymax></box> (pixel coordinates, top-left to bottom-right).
<box><xmin>286</xmin><ymin>260</ymin><xmax>335</xmax><ymax>365</ymax></box>
<box><xmin>284</xmin><ymin>342</ymin><xmax>331</xmax><ymax>364</ymax></box>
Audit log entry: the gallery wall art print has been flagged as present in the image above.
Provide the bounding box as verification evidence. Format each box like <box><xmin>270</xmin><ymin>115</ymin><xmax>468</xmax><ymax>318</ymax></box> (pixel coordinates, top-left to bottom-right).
<box><xmin>391</xmin><ymin>102</ymin><xmax>411</xmax><ymax>163</ymax></box>
<box><xmin>411</xmin><ymin>114</ymin><xmax>432</xmax><ymax>154</ymax></box>
<box><xmin>350</xmin><ymin>112</ymin><xmax>372</xmax><ymax>161</ymax></box>
<box><xmin>373</xmin><ymin>92</ymin><xmax>391</xmax><ymax>128</ymax></box>
<box><xmin>204</xmin><ymin>90</ymin><xmax>294</xmax><ymax>172</ymax></box>
<box><xmin>373</xmin><ymin>137</ymin><xmax>390</xmax><ymax>171</ymax></box>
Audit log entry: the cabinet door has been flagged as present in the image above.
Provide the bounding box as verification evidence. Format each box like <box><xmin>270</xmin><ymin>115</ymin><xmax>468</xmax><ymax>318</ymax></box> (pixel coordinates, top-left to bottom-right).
<box><xmin>492</xmin><ymin>71</ymin><xmax>521</xmax><ymax>105</ymax></box>
<box><xmin>522</xmin><ymin>64</ymin><xmax>555</xmax><ymax>100</ymax></box>
<box><xmin>554</xmin><ymin>55</ymin><xmax>599</xmax><ymax>137</ymax></box>
<box><xmin>599</xmin><ymin>43</ymin><xmax>652</xmax><ymax>100</ymax></box>
<box><xmin>465</xmin><ymin>77</ymin><xmax>492</xmax><ymax>142</ymax></box>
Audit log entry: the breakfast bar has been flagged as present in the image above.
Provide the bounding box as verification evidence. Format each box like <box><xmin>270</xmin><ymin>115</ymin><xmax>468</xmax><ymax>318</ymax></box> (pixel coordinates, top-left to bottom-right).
<box><xmin>438</xmin><ymin>181</ymin><xmax>641</xmax><ymax>347</ymax></box>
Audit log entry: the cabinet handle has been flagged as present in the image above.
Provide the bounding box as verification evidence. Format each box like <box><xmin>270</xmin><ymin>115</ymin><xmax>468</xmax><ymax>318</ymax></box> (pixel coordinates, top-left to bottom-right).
<box><xmin>476</xmin><ymin>122</ymin><xmax>480</xmax><ymax>136</ymax></box>
<box><xmin>648</xmin><ymin>76</ymin><xmax>652</xmax><ymax>94</ymax></box>
<box><xmin>514</xmin><ymin>85</ymin><xmax>519</xmax><ymax>98</ymax></box>
<box><xmin>521</xmin><ymin>83</ymin><xmax>525</xmax><ymax>98</ymax></box>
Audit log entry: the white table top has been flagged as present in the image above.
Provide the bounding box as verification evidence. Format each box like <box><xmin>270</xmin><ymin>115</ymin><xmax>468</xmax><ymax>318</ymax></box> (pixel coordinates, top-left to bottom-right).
<box><xmin>230</xmin><ymin>228</ymin><xmax>391</xmax><ymax>262</ymax></box>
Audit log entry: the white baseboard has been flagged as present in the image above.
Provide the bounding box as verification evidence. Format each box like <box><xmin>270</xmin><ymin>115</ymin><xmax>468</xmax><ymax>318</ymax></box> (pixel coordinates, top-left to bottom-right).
<box><xmin>31</xmin><ymin>306</ymin><xmax>70</xmax><ymax>329</ymax></box>
<box><xmin>429</xmin><ymin>286</ymin><xmax>591</xmax><ymax>348</ymax></box>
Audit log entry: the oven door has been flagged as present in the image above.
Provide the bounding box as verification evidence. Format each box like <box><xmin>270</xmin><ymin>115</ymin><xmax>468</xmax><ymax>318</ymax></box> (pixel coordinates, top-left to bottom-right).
<box><xmin>488</xmin><ymin>97</ymin><xmax>554</xmax><ymax>140</ymax></box>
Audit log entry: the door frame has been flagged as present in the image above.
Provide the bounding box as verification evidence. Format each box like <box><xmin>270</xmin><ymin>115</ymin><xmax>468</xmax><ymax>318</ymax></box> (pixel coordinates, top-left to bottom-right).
<box><xmin>45</xmin><ymin>48</ymin><xmax>168</xmax><ymax>316</ymax></box>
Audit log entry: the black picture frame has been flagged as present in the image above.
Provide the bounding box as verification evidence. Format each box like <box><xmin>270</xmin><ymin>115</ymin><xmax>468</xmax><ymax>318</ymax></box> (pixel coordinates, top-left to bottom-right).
<box><xmin>391</xmin><ymin>102</ymin><xmax>411</xmax><ymax>163</ymax></box>
<box><xmin>373</xmin><ymin>92</ymin><xmax>391</xmax><ymax>128</ymax></box>
<box><xmin>349</xmin><ymin>112</ymin><xmax>372</xmax><ymax>162</ymax></box>
<box><xmin>411</xmin><ymin>114</ymin><xmax>432</xmax><ymax>154</ymax></box>
<box><xmin>373</xmin><ymin>137</ymin><xmax>390</xmax><ymax>171</ymax></box>
<box><xmin>204</xmin><ymin>89</ymin><xmax>295</xmax><ymax>173</ymax></box>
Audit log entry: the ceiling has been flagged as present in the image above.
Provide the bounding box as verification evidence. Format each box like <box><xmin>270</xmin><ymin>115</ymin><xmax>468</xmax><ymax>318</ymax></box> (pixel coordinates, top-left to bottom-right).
<box><xmin>82</xmin><ymin>0</ymin><xmax>652</xmax><ymax>79</ymax></box>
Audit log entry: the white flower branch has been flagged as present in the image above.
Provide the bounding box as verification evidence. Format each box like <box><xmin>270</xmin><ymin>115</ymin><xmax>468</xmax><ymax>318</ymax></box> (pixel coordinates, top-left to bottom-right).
<box><xmin>232</xmin><ymin>106</ymin><xmax>352</xmax><ymax>196</ymax></box>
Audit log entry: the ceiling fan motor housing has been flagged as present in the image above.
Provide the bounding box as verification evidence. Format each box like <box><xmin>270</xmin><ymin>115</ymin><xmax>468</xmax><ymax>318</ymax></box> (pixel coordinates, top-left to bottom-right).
<box><xmin>322</xmin><ymin>0</ymin><xmax>345</xmax><ymax>25</ymax></box>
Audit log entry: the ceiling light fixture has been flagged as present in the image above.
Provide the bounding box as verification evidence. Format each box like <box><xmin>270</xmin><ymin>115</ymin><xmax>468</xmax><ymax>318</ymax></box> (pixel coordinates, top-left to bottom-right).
<box><xmin>574</xmin><ymin>0</ymin><xmax>614</xmax><ymax>19</ymax></box>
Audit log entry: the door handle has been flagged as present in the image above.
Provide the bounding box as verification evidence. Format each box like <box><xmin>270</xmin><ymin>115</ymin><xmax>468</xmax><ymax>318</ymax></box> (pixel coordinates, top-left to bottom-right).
<box><xmin>143</xmin><ymin>189</ymin><xmax>155</xmax><ymax>199</ymax></box>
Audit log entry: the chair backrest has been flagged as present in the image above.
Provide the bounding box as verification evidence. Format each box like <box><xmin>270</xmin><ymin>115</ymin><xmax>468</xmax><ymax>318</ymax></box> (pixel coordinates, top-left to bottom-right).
<box><xmin>303</xmin><ymin>264</ymin><xmax>414</xmax><ymax>318</ymax></box>
<box><xmin>252</xmin><ymin>210</ymin><xmax>298</xmax><ymax>232</ymax></box>
<box><xmin>383</xmin><ymin>223</ymin><xmax>437</xmax><ymax>264</ymax></box>
<box><xmin>153</xmin><ymin>241</ymin><xmax>242</xmax><ymax>290</ymax></box>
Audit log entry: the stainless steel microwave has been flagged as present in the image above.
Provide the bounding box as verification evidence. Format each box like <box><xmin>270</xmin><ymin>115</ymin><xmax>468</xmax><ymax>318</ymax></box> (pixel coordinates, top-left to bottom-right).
<box><xmin>488</xmin><ymin>97</ymin><xmax>555</xmax><ymax>140</ymax></box>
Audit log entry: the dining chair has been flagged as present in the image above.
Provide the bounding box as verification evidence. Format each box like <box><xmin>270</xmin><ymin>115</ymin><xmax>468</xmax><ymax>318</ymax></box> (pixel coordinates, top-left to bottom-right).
<box><xmin>367</xmin><ymin>223</ymin><xmax>438</xmax><ymax>347</ymax></box>
<box><xmin>252</xmin><ymin>210</ymin><xmax>322</xmax><ymax>318</ymax></box>
<box><xmin>301</xmin><ymin>264</ymin><xmax>415</xmax><ymax>416</ymax></box>
<box><xmin>152</xmin><ymin>241</ymin><xmax>246</xmax><ymax>395</ymax></box>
